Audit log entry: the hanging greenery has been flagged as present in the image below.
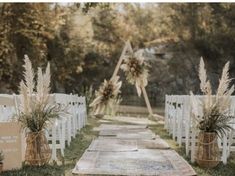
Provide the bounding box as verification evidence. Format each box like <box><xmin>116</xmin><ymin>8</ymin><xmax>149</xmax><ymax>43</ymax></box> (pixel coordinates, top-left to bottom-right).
<box><xmin>90</xmin><ymin>76</ymin><xmax>122</xmax><ymax>115</ymax></box>
<box><xmin>120</xmin><ymin>50</ymin><xmax>149</xmax><ymax>97</ymax></box>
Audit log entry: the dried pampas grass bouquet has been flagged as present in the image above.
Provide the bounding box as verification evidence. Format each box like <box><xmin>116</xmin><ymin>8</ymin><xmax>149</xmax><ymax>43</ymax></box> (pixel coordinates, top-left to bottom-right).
<box><xmin>90</xmin><ymin>76</ymin><xmax>122</xmax><ymax>115</ymax></box>
<box><xmin>190</xmin><ymin>57</ymin><xmax>234</xmax><ymax>137</ymax></box>
<box><xmin>120</xmin><ymin>50</ymin><xmax>149</xmax><ymax>97</ymax></box>
<box><xmin>18</xmin><ymin>55</ymin><xmax>63</xmax><ymax>133</ymax></box>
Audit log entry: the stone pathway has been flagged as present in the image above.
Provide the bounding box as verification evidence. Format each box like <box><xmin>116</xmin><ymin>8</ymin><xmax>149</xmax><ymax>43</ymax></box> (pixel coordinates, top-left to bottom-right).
<box><xmin>104</xmin><ymin>115</ymin><xmax>158</xmax><ymax>125</ymax></box>
<box><xmin>73</xmin><ymin>118</ymin><xmax>196</xmax><ymax>176</ymax></box>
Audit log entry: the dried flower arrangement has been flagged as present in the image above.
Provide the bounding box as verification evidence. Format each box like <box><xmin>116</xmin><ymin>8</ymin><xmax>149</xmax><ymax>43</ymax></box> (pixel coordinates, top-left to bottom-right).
<box><xmin>120</xmin><ymin>50</ymin><xmax>149</xmax><ymax>96</ymax></box>
<box><xmin>90</xmin><ymin>76</ymin><xmax>122</xmax><ymax>115</ymax></box>
<box><xmin>190</xmin><ymin>58</ymin><xmax>234</xmax><ymax>136</ymax></box>
<box><xmin>190</xmin><ymin>57</ymin><xmax>234</xmax><ymax>168</ymax></box>
<box><xmin>18</xmin><ymin>55</ymin><xmax>63</xmax><ymax>166</ymax></box>
<box><xmin>18</xmin><ymin>55</ymin><xmax>62</xmax><ymax>133</ymax></box>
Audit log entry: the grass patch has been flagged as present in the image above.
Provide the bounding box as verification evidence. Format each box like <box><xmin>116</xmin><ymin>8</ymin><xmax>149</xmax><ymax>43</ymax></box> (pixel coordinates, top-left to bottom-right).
<box><xmin>64</xmin><ymin>118</ymin><xmax>99</xmax><ymax>168</ymax></box>
<box><xmin>1</xmin><ymin>164</ymin><xmax>65</xmax><ymax>176</ymax></box>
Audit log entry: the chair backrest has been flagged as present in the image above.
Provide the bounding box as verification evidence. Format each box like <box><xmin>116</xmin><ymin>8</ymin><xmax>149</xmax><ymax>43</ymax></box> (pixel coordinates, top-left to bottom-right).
<box><xmin>0</xmin><ymin>95</ymin><xmax>18</xmax><ymax>122</ymax></box>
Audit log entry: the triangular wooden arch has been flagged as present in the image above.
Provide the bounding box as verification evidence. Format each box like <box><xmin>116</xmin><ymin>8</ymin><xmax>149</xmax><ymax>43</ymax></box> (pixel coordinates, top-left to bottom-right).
<box><xmin>111</xmin><ymin>41</ymin><xmax>154</xmax><ymax>117</ymax></box>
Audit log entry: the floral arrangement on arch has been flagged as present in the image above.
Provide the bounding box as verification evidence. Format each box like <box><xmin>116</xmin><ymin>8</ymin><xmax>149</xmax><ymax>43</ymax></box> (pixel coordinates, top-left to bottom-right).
<box><xmin>90</xmin><ymin>76</ymin><xmax>122</xmax><ymax>115</ymax></box>
<box><xmin>120</xmin><ymin>50</ymin><xmax>149</xmax><ymax>96</ymax></box>
<box><xmin>190</xmin><ymin>57</ymin><xmax>234</xmax><ymax>137</ymax></box>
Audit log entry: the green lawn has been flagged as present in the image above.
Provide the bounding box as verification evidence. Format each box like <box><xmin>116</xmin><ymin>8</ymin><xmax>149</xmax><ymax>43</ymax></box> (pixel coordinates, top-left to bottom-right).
<box><xmin>2</xmin><ymin>116</ymin><xmax>235</xmax><ymax>176</ymax></box>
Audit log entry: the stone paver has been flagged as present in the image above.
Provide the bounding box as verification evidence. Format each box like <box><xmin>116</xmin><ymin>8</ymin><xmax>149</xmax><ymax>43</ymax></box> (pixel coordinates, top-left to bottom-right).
<box><xmin>104</xmin><ymin>116</ymin><xmax>157</xmax><ymax>125</ymax></box>
<box><xmin>88</xmin><ymin>138</ymin><xmax>138</xmax><ymax>152</ymax></box>
<box><xmin>93</xmin><ymin>124</ymin><xmax>147</xmax><ymax>131</ymax></box>
<box><xmin>137</xmin><ymin>139</ymin><xmax>170</xmax><ymax>149</ymax></box>
<box><xmin>98</xmin><ymin>119</ymin><xmax>111</xmax><ymax>123</ymax></box>
<box><xmin>73</xmin><ymin>118</ymin><xmax>196</xmax><ymax>176</ymax></box>
<box><xmin>73</xmin><ymin>149</ymin><xmax>196</xmax><ymax>176</ymax></box>
<box><xmin>99</xmin><ymin>128</ymin><xmax>157</xmax><ymax>139</ymax></box>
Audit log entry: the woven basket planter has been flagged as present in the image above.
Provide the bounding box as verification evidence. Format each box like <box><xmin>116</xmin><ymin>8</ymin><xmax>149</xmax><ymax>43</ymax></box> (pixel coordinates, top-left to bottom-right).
<box><xmin>196</xmin><ymin>132</ymin><xmax>220</xmax><ymax>168</ymax></box>
<box><xmin>25</xmin><ymin>131</ymin><xmax>51</xmax><ymax>166</ymax></box>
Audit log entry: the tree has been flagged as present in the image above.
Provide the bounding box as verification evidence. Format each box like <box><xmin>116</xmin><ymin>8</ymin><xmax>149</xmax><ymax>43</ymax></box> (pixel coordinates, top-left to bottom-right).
<box><xmin>0</xmin><ymin>3</ymin><xmax>63</xmax><ymax>92</ymax></box>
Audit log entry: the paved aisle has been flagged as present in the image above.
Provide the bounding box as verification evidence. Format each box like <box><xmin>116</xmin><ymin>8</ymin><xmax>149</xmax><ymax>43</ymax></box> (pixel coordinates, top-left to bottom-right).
<box><xmin>73</xmin><ymin>117</ymin><xmax>196</xmax><ymax>176</ymax></box>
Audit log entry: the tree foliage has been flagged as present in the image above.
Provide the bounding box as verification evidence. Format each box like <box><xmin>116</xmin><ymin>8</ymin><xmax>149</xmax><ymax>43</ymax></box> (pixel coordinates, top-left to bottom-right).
<box><xmin>0</xmin><ymin>3</ymin><xmax>234</xmax><ymax>105</ymax></box>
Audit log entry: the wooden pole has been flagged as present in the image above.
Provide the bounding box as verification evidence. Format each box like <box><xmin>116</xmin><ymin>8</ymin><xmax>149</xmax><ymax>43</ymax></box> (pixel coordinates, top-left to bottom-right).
<box><xmin>111</xmin><ymin>41</ymin><xmax>132</xmax><ymax>79</ymax></box>
<box><xmin>141</xmin><ymin>86</ymin><xmax>153</xmax><ymax>116</ymax></box>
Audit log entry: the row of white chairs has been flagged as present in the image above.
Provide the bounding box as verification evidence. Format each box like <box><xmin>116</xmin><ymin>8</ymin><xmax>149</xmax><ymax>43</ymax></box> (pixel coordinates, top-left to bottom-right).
<box><xmin>0</xmin><ymin>93</ymin><xmax>87</xmax><ymax>161</ymax></box>
<box><xmin>165</xmin><ymin>95</ymin><xmax>235</xmax><ymax>164</ymax></box>
<box><xmin>46</xmin><ymin>94</ymin><xmax>87</xmax><ymax>161</ymax></box>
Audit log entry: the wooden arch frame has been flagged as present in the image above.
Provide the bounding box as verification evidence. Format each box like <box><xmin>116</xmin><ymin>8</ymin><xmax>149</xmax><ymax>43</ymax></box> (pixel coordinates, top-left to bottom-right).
<box><xmin>111</xmin><ymin>41</ymin><xmax>154</xmax><ymax>116</ymax></box>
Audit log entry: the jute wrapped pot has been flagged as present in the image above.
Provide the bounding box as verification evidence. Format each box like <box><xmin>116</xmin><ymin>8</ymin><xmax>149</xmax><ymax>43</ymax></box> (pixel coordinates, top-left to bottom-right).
<box><xmin>196</xmin><ymin>132</ymin><xmax>220</xmax><ymax>168</ymax></box>
<box><xmin>25</xmin><ymin>131</ymin><xmax>51</xmax><ymax>166</ymax></box>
